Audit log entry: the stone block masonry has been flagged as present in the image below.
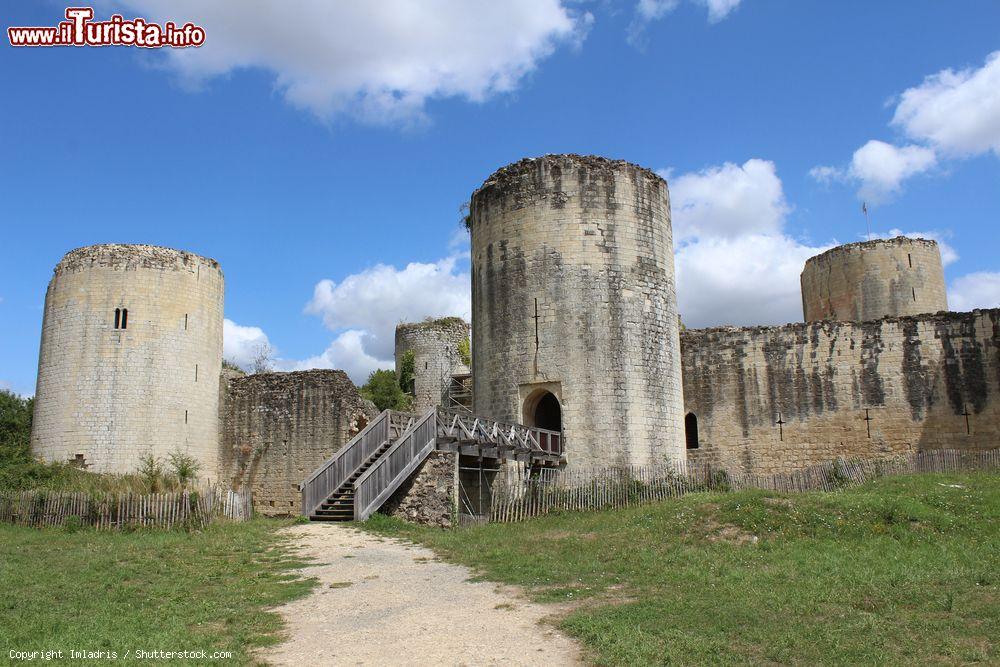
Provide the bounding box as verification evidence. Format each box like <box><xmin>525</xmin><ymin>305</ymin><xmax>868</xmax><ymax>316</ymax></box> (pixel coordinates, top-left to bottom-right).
<box><xmin>470</xmin><ymin>154</ymin><xmax>686</xmax><ymax>469</ymax></box>
<box><xmin>681</xmin><ymin>309</ymin><xmax>1000</xmax><ymax>474</ymax></box>
<box><xmin>220</xmin><ymin>370</ymin><xmax>378</xmax><ymax>516</ymax></box>
<box><xmin>30</xmin><ymin>244</ymin><xmax>224</xmax><ymax>476</ymax></box>
<box><xmin>395</xmin><ymin>318</ymin><xmax>470</xmax><ymax>414</ymax></box>
<box><xmin>801</xmin><ymin>237</ymin><xmax>947</xmax><ymax>322</ymax></box>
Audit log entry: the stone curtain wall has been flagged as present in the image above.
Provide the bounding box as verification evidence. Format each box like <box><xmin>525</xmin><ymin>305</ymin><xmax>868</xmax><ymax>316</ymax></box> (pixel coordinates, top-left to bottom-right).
<box><xmin>681</xmin><ymin>309</ymin><xmax>1000</xmax><ymax>474</ymax></box>
<box><xmin>394</xmin><ymin>318</ymin><xmax>470</xmax><ymax>414</ymax></box>
<box><xmin>470</xmin><ymin>155</ymin><xmax>686</xmax><ymax>469</ymax></box>
<box><xmin>220</xmin><ymin>370</ymin><xmax>377</xmax><ymax>516</ymax></box>
<box><xmin>30</xmin><ymin>244</ymin><xmax>224</xmax><ymax>476</ymax></box>
<box><xmin>801</xmin><ymin>237</ymin><xmax>948</xmax><ymax>322</ymax></box>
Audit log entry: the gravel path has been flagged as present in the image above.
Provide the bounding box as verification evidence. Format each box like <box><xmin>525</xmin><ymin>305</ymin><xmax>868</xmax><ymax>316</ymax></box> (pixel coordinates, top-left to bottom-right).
<box><xmin>262</xmin><ymin>523</ymin><xmax>582</xmax><ymax>666</ymax></box>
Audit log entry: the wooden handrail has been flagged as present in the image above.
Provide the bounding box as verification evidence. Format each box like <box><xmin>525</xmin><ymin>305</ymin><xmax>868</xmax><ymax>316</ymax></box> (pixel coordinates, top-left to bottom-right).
<box><xmin>300</xmin><ymin>410</ymin><xmax>391</xmax><ymax>516</ymax></box>
<box><xmin>354</xmin><ymin>408</ymin><xmax>438</xmax><ymax>521</ymax></box>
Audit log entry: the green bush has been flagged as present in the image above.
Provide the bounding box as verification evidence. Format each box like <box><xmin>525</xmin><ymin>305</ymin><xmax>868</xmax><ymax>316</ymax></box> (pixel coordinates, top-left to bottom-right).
<box><xmin>360</xmin><ymin>369</ymin><xmax>413</xmax><ymax>412</ymax></box>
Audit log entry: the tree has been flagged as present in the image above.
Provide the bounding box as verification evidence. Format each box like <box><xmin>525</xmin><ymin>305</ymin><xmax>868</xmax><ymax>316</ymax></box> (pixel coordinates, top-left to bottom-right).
<box><xmin>0</xmin><ymin>390</ymin><xmax>33</xmax><ymax>464</ymax></box>
<box><xmin>249</xmin><ymin>342</ymin><xmax>275</xmax><ymax>374</ymax></box>
<box><xmin>360</xmin><ymin>369</ymin><xmax>412</xmax><ymax>412</ymax></box>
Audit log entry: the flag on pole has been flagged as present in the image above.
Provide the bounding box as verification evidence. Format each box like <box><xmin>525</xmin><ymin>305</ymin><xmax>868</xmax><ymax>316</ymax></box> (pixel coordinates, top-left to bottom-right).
<box><xmin>862</xmin><ymin>202</ymin><xmax>867</xmax><ymax>215</ymax></box>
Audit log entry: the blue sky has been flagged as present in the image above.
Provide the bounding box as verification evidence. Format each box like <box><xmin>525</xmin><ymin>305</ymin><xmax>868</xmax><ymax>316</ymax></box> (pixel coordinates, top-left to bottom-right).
<box><xmin>2</xmin><ymin>0</ymin><xmax>999</xmax><ymax>395</ymax></box>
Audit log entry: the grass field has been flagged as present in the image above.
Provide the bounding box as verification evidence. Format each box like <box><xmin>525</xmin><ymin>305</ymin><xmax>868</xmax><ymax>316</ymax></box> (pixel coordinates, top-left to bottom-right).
<box><xmin>365</xmin><ymin>473</ymin><xmax>1000</xmax><ymax>665</ymax></box>
<box><xmin>0</xmin><ymin>519</ymin><xmax>314</xmax><ymax>664</ymax></box>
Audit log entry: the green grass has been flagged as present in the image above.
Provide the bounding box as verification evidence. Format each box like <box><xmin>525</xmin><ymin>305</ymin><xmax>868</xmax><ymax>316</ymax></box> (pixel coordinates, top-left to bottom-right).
<box><xmin>364</xmin><ymin>473</ymin><xmax>1000</xmax><ymax>665</ymax></box>
<box><xmin>0</xmin><ymin>519</ymin><xmax>316</xmax><ymax>664</ymax></box>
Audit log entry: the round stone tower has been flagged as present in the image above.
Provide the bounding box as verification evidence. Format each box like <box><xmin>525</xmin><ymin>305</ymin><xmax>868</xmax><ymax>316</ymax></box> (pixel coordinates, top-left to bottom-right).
<box><xmin>801</xmin><ymin>236</ymin><xmax>947</xmax><ymax>322</ymax></box>
<box><xmin>30</xmin><ymin>244</ymin><xmax>224</xmax><ymax>476</ymax></box>
<box><xmin>470</xmin><ymin>154</ymin><xmax>685</xmax><ymax>468</ymax></box>
<box><xmin>394</xmin><ymin>318</ymin><xmax>471</xmax><ymax>414</ymax></box>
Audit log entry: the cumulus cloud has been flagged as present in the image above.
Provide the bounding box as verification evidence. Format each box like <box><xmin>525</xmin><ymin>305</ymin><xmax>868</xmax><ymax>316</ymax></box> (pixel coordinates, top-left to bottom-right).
<box><xmin>811</xmin><ymin>50</ymin><xmax>1000</xmax><ymax>202</ymax></box>
<box><xmin>666</xmin><ymin>159</ymin><xmax>789</xmax><ymax>241</ymax></box>
<box><xmin>629</xmin><ymin>0</ymin><xmax>741</xmax><ymax>44</ymax></box>
<box><xmin>223</xmin><ymin>249</ymin><xmax>470</xmax><ymax>384</ymax></box>
<box><xmin>114</xmin><ymin>0</ymin><xmax>588</xmax><ymax>124</ymax></box>
<box><xmin>676</xmin><ymin>233</ymin><xmax>829</xmax><ymax>327</ymax></box>
<box><xmin>305</xmin><ymin>255</ymin><xmax>471</xmax><ymax>362</ymax></box>
<box><xmin>222</xmin><ymin>319</ymin><xmax>272</xmax><ymax>368</ymax></box>
<box><xmin>283</xmin><ymin>330</ymin><xmax>391</xmax><ymax>384</ymax></box>
<box><xmin>664</xmin><ymin>159</ymin><xmax>831</xmax><ymax>327</ymax></box>
<box><xmin>947</xmin><ymin>272</ymin><xmax>1000</xmax><ymax>312</ymax></box>
<box><xmin>892</xmin><ymin>50</ymin><xmax>1000</xmax><ymax>158</ymax></box>
<box><xmin>810</xmin><ymin>140</ymin><xmax>937</xmax><ymax>203</ymax></box>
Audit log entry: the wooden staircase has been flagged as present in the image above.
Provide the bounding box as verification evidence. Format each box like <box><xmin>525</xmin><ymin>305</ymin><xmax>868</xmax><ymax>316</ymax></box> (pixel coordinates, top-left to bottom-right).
<box><xmin>301</xmin><ymin>407</ymin><xmax>564</xmax><ymax>522</ymax></box>
<box><xmin>309</xmin><ymin>439</ymin><xmax>394</xmax><ymax>521</ymax></box>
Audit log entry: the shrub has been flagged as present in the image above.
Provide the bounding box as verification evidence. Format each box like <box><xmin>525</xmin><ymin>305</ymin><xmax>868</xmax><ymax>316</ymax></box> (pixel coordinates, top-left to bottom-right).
<box><xmin>360</xmin><ymin>369</ymin><xmax>413</xmax><ymax>412</ymax></box>
<box><xmin>138</xmin><ymin>454</ymin><xmax>165</xmax><ymax>493</ymax></box>
<box><xmin>168</xmin><ymin>450</ymin><xmax>202</xmax><ymax>489</ymax></box>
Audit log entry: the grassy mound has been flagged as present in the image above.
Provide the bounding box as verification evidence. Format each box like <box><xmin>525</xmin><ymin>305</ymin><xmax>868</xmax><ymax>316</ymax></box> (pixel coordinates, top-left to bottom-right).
<box><xmin>365</xmin><ymin>473</ymin><xmax>999</xmax><ymax>665</ymax></box>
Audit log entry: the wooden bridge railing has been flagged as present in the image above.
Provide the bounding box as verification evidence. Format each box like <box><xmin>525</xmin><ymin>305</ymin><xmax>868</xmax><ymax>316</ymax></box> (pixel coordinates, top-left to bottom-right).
<box><xmin>301</xmin><ymin>410</ymin><xmax>392</xmax><ymax>517</ymax></box>
<box><xmin>436</xmin><ymin>408</ymin><xmax>563</xmax><ymax>458</ymax></box>
<box><xmin>354</xmin><ymin>408</ymin><xmax>439</xmax><ymax>520</ymax></box>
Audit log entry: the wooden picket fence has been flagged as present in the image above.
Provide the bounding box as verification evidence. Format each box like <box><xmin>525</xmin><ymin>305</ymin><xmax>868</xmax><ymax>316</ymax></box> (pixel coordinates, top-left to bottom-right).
<box><xmin>489</xmin><ymin>448</ymin><xmax>1000</xmax><ymax>523</ymax></box>
<box><xmin>0</xmin><ymin>485</ymin><xmax>253</xmax><ymax>530</ymax></box>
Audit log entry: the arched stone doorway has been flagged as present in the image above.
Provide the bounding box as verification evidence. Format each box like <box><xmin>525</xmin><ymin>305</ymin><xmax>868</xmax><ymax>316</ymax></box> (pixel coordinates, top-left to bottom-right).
<box><xmin>685</xmin><ymin>412</ymin><xmax>699</xmax><ymax>449</ymax></box>
<box><xmin>524</xmin><ymin>390</ymin><xmax>562</xmax><ymax>432</ymax></box>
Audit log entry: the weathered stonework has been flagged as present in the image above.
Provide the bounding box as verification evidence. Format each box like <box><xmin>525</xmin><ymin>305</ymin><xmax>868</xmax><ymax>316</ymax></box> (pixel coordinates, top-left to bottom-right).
<box><xmin>395</xmin><ymin>318</ymin><xmax>470</xmax><ymax>414</ymax></box>
<box><xmin>681</xmin><ymin>309</ymin><xmax>1000</xmax><ymax>474</ymax></box>
<box><xmin>30</xmin><ymin>244</ymin><xmax>224</xmax><ymax>476</ymax></box>
<box><xmin>801</xmin><ymin>237</ymin><xmax>948</xmax><ymax>322</ymax></box>
<box><xmin>220</xmin><ymin>370</ymin><xmax>377</xmax><ymax>516</ymax></box>
<box><xmin>470</xmin><ymin>154</ymin><xmax>686</xmax><ymax>468</ymax></box>
<box><xmin>381</xmin><ymin>451</ymin><xmax>458</xmax><ymax>527</ymax></box>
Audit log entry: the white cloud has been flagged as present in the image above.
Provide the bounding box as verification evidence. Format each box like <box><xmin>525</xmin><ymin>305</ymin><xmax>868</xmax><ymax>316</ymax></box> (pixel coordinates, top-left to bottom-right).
<box><xmin>811</xmin><ymin>51</ymin><xmax>1000</xmax><ymax>203</ymax></box>
<box><xmin>283</xmin><ymin>330</ymin><xmax>391</xmax><ymax>384</ymax></box>
<box><xmin>849</xmin><ymin>140</ymin><xmax>937</xmax><ymax>202</ymax></box>
<box><xmin>629</xmin><ymin>0</ymin><xmax>740</xmax><ymax>44</ymax></box>
<box><xmin>666</xmin><ymin>159</ymin><xmax>789</xmax><ymax>241</ymax></box>
<box><xmin>305</xmin><ymin>255</ymin><xmax>471</xmax><ymax>362</ymax></box>
<box><xmin>665</xmin><ymin>158</ymin><xmax>831</xmax><ymax>327</ymax></box>
<box><xmin>222</xmin><ymin>319</ymin><xmax>271</xmax><ymax>368</ymax></box>
<box><xmin>699</xmin><ymin>0</ymin><xmax>742</xmax><ymax>22</ymax></box>
<box><xmin>676</xmin><ymin>233</ymin><xmax>830</xmax><ymax>328</ymax></box>
<box><xmin>892</xmin><ymin>51</ymin><xmax>1000</xmax><ymax>158</ymax></box>
<box><xmin>947</xmin><ymin>272</ymin><xmax>1000</xmax><ymax>312</ymax></box>
<box><xmin>114</xmin><ymin>0</ymin><xmax>587</xmax><ymax>124</ymax></box>
<box><xmin>811</xmin><ymin>140</ymin><xmax>937</xmax><ymax>203</ymax></box>
<box><xmin>223</xmin><ymin>249</ymin><xmax>470</xmax><ymax>384</ymax></box>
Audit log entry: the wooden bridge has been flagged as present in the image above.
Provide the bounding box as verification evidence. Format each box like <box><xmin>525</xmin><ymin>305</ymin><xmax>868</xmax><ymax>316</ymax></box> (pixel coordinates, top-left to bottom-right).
<box><xmin>301</xmin><ymin>407</ymin><xmax>564</xmax><ymax>521</ymax></box>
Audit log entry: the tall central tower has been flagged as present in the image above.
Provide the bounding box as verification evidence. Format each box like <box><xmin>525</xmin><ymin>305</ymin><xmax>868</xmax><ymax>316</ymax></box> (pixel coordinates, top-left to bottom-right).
<box><xmin>469</xmin><ymin>155</ymin><xmax>685</xmax><ymax>468</ymax></box>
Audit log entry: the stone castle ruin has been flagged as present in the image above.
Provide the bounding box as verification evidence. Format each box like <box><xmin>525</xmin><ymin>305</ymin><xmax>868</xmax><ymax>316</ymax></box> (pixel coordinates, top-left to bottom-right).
<box><xmin>27</xmin><ymin>155</ymin><xmax>1000</xmax><ymax>523</ymax></box>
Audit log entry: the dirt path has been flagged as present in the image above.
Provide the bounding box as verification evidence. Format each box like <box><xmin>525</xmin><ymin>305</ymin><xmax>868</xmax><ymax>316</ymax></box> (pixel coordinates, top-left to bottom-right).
<box><xmin>262</xmin><ymin>523</ymin><xmax>583</xmax><ymax>667</ymax></box>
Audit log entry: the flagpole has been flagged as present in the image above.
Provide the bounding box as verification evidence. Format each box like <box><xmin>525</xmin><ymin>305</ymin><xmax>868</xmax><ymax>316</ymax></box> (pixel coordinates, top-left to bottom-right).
<box><xmin>863</xmin><ymin>202</ymin><xmax>871</xmax><ymax>241</ymax></box>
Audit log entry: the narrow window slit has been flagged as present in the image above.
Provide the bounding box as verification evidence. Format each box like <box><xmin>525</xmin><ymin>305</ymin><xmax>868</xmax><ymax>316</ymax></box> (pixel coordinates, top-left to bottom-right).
<box><xmin>121</xmin><ymin>308</ymin><xmax>128</xmax><ymax>329</ymax></box>
<box><xmin>114</xmin><ymin>308</ymin><xmax>121</xmax><ymax>329</ymax></box>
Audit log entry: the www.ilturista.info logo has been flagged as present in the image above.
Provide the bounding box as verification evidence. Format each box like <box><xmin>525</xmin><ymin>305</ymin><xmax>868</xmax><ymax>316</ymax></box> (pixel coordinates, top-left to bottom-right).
<box><xmin>8</xmin><ymin>7</ymin><xmax>205</xmax><ymax>48</ymax></box>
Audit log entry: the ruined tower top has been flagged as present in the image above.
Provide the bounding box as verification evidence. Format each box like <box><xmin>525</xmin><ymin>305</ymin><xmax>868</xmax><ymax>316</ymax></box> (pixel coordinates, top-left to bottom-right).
<box><xmin>800</xmin><ymin>236</ymin><xmax>948</xmax><ymax>323</ymax></box>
